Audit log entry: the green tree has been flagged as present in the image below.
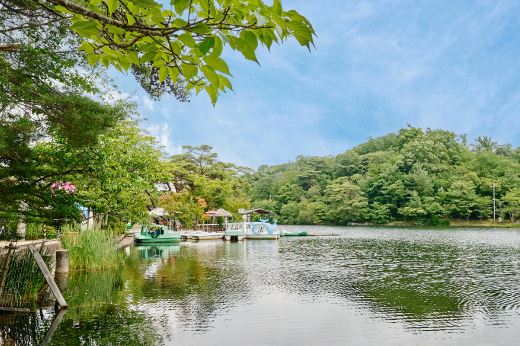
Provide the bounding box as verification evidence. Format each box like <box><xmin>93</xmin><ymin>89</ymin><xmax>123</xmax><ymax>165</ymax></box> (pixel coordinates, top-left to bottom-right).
<box><xmin>42</xmin><ymin>0</ymin><xmax>316</xmax><ymax>104</ymax></box>
<box><xmin>501</xmin><ymin>188</ymin><xmax>520</xmax><ymax>223</ymax></box>
<box><xmin>369</xmin><ymin>202</ymin><xmax>392</xmax><ymax>224</ymax></box>
<box><xmin>446</xmin><ymin>181</ymin><xmax>477</xmax><ymax>222</ymax></box>
<box><xmin>324</xmin><ymin>177</ymin><xmax>368</xmax><ymax>224</ymax></box>
<box><xmin>279</xmin><ymin>202</ymin><xmax>300</xmax><ymax>225</ymax></box>
<box><xmin>474</xmin><ymin>196</ymin><xmax>492</xmax><ymax>221</ymax></box>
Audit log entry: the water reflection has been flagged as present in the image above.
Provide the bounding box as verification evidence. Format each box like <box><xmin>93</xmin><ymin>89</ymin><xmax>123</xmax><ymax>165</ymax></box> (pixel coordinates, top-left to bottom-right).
<box><xmin>1</xmin><ymin>227</ymin><xmax>520</xmax><ymax>345</ymax></box>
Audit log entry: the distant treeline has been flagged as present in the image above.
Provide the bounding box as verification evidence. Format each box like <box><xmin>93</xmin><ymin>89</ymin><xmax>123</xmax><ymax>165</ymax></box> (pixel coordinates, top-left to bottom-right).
<box><xmin>248</xmin><ymin>126</ymin><xmax>520</xmax><ymax>225</ymax></box>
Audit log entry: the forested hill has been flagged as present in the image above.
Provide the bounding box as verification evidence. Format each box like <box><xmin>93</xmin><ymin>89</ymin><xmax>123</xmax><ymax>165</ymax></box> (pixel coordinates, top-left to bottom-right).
<box><xmin>248</xmin><ymin>126</ymin><xmax>520</xmax><ymax>225</ymax></box>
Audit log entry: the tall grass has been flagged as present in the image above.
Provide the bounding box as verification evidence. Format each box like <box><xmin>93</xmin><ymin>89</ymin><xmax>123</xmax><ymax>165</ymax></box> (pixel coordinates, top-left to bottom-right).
<box><xmin>24</xmin><ymin>223</ymin><xmax>58</xmax><ymax>240</ymax></box>
<box><xmin>61</xmin><ymin>224</ymin><xmax>122</xmax><ymax>271</ymax></box>
<box><xmin>0</xmin><ymin>245</ymin><xmax>54</xmax><ymax>309</ymax></box>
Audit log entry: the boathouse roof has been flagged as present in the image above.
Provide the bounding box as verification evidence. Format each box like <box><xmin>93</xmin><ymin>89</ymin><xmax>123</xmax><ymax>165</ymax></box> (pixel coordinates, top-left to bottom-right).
<box><xmin>238</xmin><ymin>208</ymin><xmax>275</xmax><ymax>215</ymax></box>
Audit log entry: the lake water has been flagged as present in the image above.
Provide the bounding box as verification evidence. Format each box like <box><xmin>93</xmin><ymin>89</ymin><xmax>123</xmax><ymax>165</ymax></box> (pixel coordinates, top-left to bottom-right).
<box><xmin>2</xmin><ymin>226</ymin><xmax>520</xmax><ymax>345</ymax></box>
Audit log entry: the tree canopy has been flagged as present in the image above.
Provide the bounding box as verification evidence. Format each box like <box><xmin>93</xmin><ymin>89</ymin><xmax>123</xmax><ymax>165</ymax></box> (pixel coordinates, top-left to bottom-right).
<box><xmin>43</xmin><ymin>0</ymin><xmax>316</xmax><ymax>104</ymax></box>
<box><xmin>249</xmin><ymin>126</ymin><xmax>520</xmax><ymax>225</ymax></box>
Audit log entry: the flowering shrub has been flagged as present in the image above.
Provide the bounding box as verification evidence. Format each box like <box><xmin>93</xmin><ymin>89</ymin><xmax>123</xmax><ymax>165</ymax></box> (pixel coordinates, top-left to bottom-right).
<box><xmin>51</xmin><ymin>182</ymin><xmax>76</xmax><ymax>194</ymax></box>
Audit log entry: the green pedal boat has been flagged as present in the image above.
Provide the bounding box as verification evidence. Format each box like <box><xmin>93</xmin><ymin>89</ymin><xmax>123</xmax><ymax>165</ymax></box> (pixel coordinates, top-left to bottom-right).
<box><xmin>135</xmin><ymin>225</ymin><xmax>181</xmax><ymax>243</ymax></box>
<box><xmin>280</xmin><ymin>230</ymin><xmax>308</xmax><ymax>237</ymax></box>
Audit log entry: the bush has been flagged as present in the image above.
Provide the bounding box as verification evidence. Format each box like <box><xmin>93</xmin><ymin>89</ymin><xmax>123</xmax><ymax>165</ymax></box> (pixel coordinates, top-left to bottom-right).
<box><xmin>0</xmin><ymin>219</ymin><xmax>20</xmax><ymax>241</ymax></box>
<box><xmin>439</xmin><ymin>220</ymin><xmax>450</xmax><ymax>226</ymax></box>
<box><xmin>107</xmin><ymin>221</ymin><xmax>127</xmax><ymax>236</ymax></box>
<box><xmin>25</xmin><ymin>223</ymin><xmax>58</xmax><ymax>240</ymax></box>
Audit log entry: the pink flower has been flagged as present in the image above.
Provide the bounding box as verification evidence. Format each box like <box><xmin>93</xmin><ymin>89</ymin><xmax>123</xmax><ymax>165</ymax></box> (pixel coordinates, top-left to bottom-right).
<box><xmin>51</xmin><ymin>181</ymin><xmax>76</xmax><ymax>194</ymax></box>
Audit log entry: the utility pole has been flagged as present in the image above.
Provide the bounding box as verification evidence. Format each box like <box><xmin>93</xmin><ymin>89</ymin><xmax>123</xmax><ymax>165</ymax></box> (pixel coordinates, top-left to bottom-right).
<box><xmin>492</xmin><ymin>183</ymin><xmax>496</xmax><ymax>223</ymax></box>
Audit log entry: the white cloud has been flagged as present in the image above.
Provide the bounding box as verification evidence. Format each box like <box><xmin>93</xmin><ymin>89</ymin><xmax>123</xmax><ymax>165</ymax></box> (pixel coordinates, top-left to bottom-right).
<box><xmin>143</xmin><ymin>96</ymin><xmax>154</xmax><ymax>111</ymax></box>
<box><xmin>146</xmin><ymin>123</ymin><xmax>182</xmax><ymax>155</ymax></box>
<box><xmin>161</xmin><ymin>108</ymin><xmax>171</xmax><ymax>119</ymax></box>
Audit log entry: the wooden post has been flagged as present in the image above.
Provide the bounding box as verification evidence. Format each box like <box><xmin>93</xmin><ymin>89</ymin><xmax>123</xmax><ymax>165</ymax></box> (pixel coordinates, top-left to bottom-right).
<box><xmin>38</xmin><ymin>308</ymin><xmax>67</xmax><ymax>346</ymax></box>
<box><xmin>0</xmin><ymin>243</ymin><xmax>14</xmax><ymax>298</ymax></box>
<box><xmin>55</xmin><ymin>250</ymin><xmax>69</xmax><ymax>275</ymax></box>
<box><xmin>27</xmin><ymin>245</ymin><xmax>67</xmax><ymax>308</ymax></box>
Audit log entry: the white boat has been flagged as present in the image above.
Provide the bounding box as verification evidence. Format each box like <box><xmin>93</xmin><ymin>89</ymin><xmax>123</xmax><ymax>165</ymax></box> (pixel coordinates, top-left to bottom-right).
<box><xmin>224</xmin><ymin>222</ymin><xmax>247</xmax><ymax>241</ymax></box>
<box><xmin>225</xmin><ymin>220</ymin><xmax>280</xmax><ymax>240</ymax></box>
<box><xmin>192</xmin><ymin>232</ymin><xmax>224</xmax><ymax>240</ymax></box>
<box><xmin>180</xmin><ymin>231</ymin><xmax>205</xmax><ymax>240</ymax></box>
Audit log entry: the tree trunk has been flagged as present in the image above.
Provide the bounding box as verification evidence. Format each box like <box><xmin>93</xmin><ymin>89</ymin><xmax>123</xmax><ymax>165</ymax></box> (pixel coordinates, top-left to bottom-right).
<box><xmin>144</xmin><ymin>190</ymin><xmax>157</xmax><ymax>209</ymax></box>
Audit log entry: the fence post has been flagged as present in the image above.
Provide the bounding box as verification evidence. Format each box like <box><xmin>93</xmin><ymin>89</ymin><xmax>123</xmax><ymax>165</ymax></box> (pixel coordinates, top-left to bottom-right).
<box><xmin>27</xmin><ymin>245</ymin><xmax>67</xmax><ymax>309</ymax></box>
<box><xmin>0</xmin><ymin>243</ymin><xmax>14</xmax><ymax>298</ymax></box>
<box><xmin>55</xmin><ymin>249</ymin><xmax>69</xmax><ymax>292</ymax></box>
<box><xmin>55</xmin><ymin>250</ymin><xmax>69</xmax><ymax>275</ymax></box>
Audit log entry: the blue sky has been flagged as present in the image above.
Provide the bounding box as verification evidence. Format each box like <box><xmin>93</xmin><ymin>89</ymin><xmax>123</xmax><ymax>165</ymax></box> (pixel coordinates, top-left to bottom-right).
<box><xmin>111</xmin><ymin>0</ymin><xmax>520</xmax><ymax>169</ymax></box>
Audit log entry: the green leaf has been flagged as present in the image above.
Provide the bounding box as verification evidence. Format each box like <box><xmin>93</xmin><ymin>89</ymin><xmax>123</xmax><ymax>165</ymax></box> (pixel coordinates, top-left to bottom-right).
<box><xmin>172</xmin><ymin>41</ymin><xmax>182</xmax><ymax>56</ymax></box>
<box><xmin>127</xmin><ymin>2</ymin><xmax>139</xmax><ymax>14</ymax></box>
<box><xmin>250</xmin><ymin>9</ymin><xmax>269</xmax><ymax>26</ymax></box>
<box><xmin>69</xmin><ymin>21</ymin><xmax>98</xmax><ymax>30</ymax></box>
<box><xmin>107</xmin><ymin>0</ymin><xmax>119</xmax><ymax>14</ymax></box>
<box><xmin>205</xmin><ymin>84</ymin><xmax>218</xmax><ymax>105</ymax></box>
<box><xmin>240</xmin><ymin>31</ymin><xmax>258</xmax><ymax>50</ymax></box>
<box><xmin>181</xmin><ymin>64</ymin><xmax>198</xmax><ymax>80</ymax></box>
<box><xmin>198</xmin><ymin>37</ymin><xmax>215</xmax><ymax>55</ymax></box>
<box><xmin>287</xmin><ymin>21</ymin><xmax>313</xmax><ymax>42</ymax></box>
<box><xmin>106</xmin><ymin>25</ymin><xmax>125</xmax><ymax>35</ymax></box>
<box><xmin>127</xmin><ymin>51</ymin><xmax>140</xmax><ymax>64</ymax></box>
<box><xmin>271</xmin><ymin>15</ymin><xmax>287</xmax><ymax>30</ymax></box>
<box><xmin>79</xmin><ymin>42</ymin><xmax>95</xmax><ymax>53</ymax></box>
<box><xmin>54</xmin><ymin>5</ymin><xmax>75</xmax><ymax>14</ymax></box>
<box><xmin>186</xmin><ymin>82</ymin><xmax>196</xmax><ymax>91</ymax></box>
<box><xmin>292</xmin><ymin>32</ymin><xmax>310</xmax><ymax>49</ymax></box>
<box><xmin>263</xmin><ymin>28</ymin><xmax>279</xmax><ymax>44</ymax></box>
<box><xmin>288</xmin><ymin>11</ymin><xmax>310</xmax><ymax>24</ymax></box>
<box><xmin>208</xmin><ymin>36</ymin><xmax>223</xmax><ymax>59</ymax></box>
<box><xmin>178</xmin><ymin>33</ymin><xmax>196</xmax><ymax>48</ymax></box>
<box><xmin>140</xmin><ymin>51</ymin><xmax>157</xmax><ymax>63</ymax></box>
<box><xmin>118</xmin><ymin>56</ymin><xmax>131</xmax><ymax>71</ymax></box>
<box><xmin>173</xmin><ymin>0</ymin><xmax>190</xmax><ymax>14</ymax></box>
<box><xmin>228</xmin><ymin>36</ymin><xmax>259</xmax><ymax>64</ymax></box>
<box><xmin>201</xmin><ymin>65</ymin><xmax>219</xmax><ymax>89</ymax></box>
<box><xmin>139</xmin><ymin>42</ymin><xmax>160</xmax><ymax>51</ymax></box>
<box><xmin>133</xmin><ymin>0</ymin><xmax>160</xmax><ymax>9</ymax></box>
<box><xmin>100</xmin><ymin>56</ymin><xmax>109</xmax><ymax>68</ymax></box>
<box><xmin>159</xmin><ymin>66</ymin><xmax>169</xmax><ymax>83</ymax></box>
<box><xmin>87</xmin><ymin>54</ymin><xmax>100</xmax><ymax>66</ymax></box>
<box><xmin>191</xmin><ymin>23</ymin><xmax>210</xmax><ymax>34</ymax></box>
<box><xmin>218</xmin><ymin>75</ymin><xmax>233</xmax><ymax>91</ymax></box>
<box><xmin>173</xmin><ymin>18</ymin><xmax>188</xmax><ymax>27</ymax></box>
<box><xmin>205</xmin><ymin>57</ymin><xmax>231</xmax><ymax>76</ymax></box>
<box><xmin>168</xmin><ymin>67</ymin><xmax>179</xmax><ymax>82</ymax></box>
<box><xmin>219</xmin><ymin>33</ymin><xmax>230</xmax><ymax>44</ymax></box>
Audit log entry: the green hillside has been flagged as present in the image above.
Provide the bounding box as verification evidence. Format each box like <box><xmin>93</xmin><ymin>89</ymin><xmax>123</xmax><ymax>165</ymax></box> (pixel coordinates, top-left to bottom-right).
<box><xmin>249</xmin><ymin>126</ymin><xmax>520</xmax><ymax>225</ymax></box>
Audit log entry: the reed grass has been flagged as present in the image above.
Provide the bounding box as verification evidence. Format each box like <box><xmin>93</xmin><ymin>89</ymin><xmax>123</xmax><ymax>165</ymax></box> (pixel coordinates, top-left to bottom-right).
<box><xmin>24</xmin><ymin>223</ymin><xmax>58</xmax><ymax>240</ymax></box>
<box><xmin>0</xmin><ymin>244</ymin><xmax>53</xmax><ymax>307</ymax></box>
<box><xmin>61</xmin><ymin>224</ymin><xmax>122</xmax><ymax>271</ymax></box>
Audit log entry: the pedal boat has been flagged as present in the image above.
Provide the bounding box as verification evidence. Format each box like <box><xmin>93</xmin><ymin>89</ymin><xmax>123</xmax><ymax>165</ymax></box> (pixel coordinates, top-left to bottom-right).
<box><xmin>192</xmin><ymin>232</ymin><xmax>224</xmax><ymax>241</ymax></box>
<box><xmin>244</xmin><ymin>219</ymin><xmax>280</xmax><ymax>240</ymax></box>
<box><xmin>135</xmin><ymin>225</ymin><xmax>181</xmax><ymax>243</ymax></box>
<box><xmin>224</xmin><ymin>222</ymin><xmax>247</xmax><ymax>241</ymax></box>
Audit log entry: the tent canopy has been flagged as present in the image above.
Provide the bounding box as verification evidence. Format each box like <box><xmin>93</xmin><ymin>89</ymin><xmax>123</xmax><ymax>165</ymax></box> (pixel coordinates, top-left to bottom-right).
<box><xmin>148</xmin><ymin>208</ymin><xmax>181</xmax><ymax>217</ymax></box>
<box><xmin>216</xmin><ymin>208</ymin><xmax>233</xmax><ymax>217</ymax></box>
<box><xmin>204</xmin><ymin>208</ymin><xmax>233</xmax><ymax>217</ymax></box>
<box><xmin>238</xmin><ymin>208</ymin><xmax>275</xmax><ymax>215</ymax></box>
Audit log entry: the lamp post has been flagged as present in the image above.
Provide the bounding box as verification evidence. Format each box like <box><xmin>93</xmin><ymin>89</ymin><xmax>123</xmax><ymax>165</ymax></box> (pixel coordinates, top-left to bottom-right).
<box><xmin>492</xmin><ymin>183</ymin><xmax>496</xmax><ymax>223</ymax></box>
